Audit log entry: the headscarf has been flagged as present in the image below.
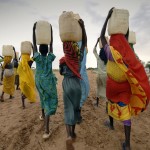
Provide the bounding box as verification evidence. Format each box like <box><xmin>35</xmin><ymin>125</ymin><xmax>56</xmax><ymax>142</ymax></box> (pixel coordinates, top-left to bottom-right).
<box><xmin>60</xmin><ymin>41</ymin><xmax>81</xmax><ymax>79</ymax></box>
<box><xmin>110</xmin><ymin>34</ymin><xmax>150</xmax><ymax>107</ymax></box>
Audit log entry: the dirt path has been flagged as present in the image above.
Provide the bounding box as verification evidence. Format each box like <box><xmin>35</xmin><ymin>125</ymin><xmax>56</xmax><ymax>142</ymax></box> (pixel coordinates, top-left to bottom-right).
<box><xmin>0</xmin><ymin>71</ymin><xmax>150</xmax><ymax>150</ymax></box>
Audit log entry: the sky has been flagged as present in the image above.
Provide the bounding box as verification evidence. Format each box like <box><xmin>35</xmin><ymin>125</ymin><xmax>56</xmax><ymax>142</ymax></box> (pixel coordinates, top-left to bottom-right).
<box><xmin>0</xmin><ymin>0</ymin><xmax>150</xmax><ymax>69</ymax></box>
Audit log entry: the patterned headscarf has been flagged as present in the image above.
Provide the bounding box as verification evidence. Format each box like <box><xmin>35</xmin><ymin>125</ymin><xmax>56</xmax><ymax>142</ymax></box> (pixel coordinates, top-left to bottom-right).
<box><xmin>110</xmin><ymin>34</ymin><xmax>150</xmax><ymax>103</ymax></box>
<box><xmin>60</xmin><ymin>41</ymin><xmax>81</xmax><ymax>79</ymax></box>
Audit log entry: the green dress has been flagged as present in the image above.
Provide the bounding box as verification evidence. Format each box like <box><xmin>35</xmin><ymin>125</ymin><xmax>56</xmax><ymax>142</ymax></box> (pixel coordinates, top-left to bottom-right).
<box><xmin>61</xmin><ymin>65</ymin><xmax>81</xmax><ymax>125</ymax></box>
<box><xmin>33</xmin><ymin>52</ymin><xmax>58</xmax><ymax>116</ymax></box>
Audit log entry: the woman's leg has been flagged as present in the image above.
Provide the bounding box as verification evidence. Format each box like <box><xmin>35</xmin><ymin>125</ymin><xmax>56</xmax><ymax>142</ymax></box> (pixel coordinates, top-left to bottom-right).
<box><xmin>45</xmin><ymin>115</ymin><xmax>50</xmax><ymax>134</ymax></box>
<box><xmin>43</xmin><ymin>115</ymin><xmax>50</xmax><ymax>139</ymax></box>
<box><xmin>65</xmin><ymin>125</ymin><xmax>74</xmax><ymax>149</ymax></box>
<box><xmin>77</xmin><ymin>107</ymin><xmax>82</xmax><ymax>124</ymax></box>
<box><xmin>21</xmin><ymin>94</ymin><xmax>26</xmax><ymax>108</ymax></box>
<box><xmin>123</xmin><ymin>120</ymin><xmax>131</xmax><ymax>150</ymax></box>
<box><xmin>66</xmin><ymin>124</ymin><xmax>76</xmax><ymax>139</ymax></box>
<box><xmin>16</xmin><ymin>84</ymin><xmax>19</xmax><ymax>90</ymax></box>
<box><xmin>0</xmin><ymin>92</ymin><xmax>4</xmax><ymax>102</ymax></box>
<box><xmin>105</xmin><ymin>102</ymin><xmax>114</xmax><ymax>129</ymax></box>
<box><xmin>9</xmin><ymin>95</ymin><xmax>14</xmax><ymax>99</ymax></box>
<box><xmin>96</xmin><ymin>97</ymin><xmax>99</xmax><ymax>107</ymax></box>
<box><xmin>42</xmin><ymin>109</ymin><xmax>45</xmax><ymax>118</ymax></box>
<box><xmin>109</xmin><ymin>116</ymin><xmax>114</xmax><ymax>129</ymax></box>
<box><xmin>71</xmin><ymin>124</ymin><xmax>76</xmax><ymax>138</ymax></box>
<box><xmin>66</xmin><ymin>124</ymin><xmax>72</xmax><ymax>138</ymax></box>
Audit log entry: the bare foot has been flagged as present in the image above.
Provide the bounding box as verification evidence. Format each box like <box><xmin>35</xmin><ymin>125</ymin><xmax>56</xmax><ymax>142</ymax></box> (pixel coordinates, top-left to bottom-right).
<box><xmin>66</xmin><ymin>137</ymin><xmax>74</xmax><ymax>150</ymax></box>
<box><xmin>39</xmin><ymin>115</ymin><xmax>45</xmax><ymax>121</ymax></box>
<box><xmin>43</xmin><ymin>132</ymin><xmax>50</xmax><ymax>139</ymax></box>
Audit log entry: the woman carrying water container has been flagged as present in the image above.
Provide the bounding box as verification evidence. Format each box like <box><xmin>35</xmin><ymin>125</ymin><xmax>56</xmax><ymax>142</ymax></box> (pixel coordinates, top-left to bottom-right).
<box><xmin>100</xmin><ymin>8</ymin><xmax>150</xmax><ymax>150</ymax></box>
<box><xmin>0</xmin><ymin>45</ymin><xmax>15</xmax><ymax>102</ymax></box>
<box><xmin>93</xmin><ymin>37</ymin><xmax>108</xmax><ymax>107</ymax></box>
<box><xmin>33</xmin><ymin>21</ymin><xmax>58</xmax><ymax>139</ymax></box>
<box><xmin>59</xmin><ymin>11</ymin><xmax>87</xmax><ymax>141</ymax></box>
<box><xmin>17</xmin><ymin>41</ymin><xmax>36</xmax><ymax>108</ymax></box>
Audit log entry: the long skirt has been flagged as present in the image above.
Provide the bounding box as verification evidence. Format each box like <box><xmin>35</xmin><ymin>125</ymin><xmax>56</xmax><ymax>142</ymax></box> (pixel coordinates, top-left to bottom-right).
<box><xmin>107</xmin><ymin>101</ymin><xmax>131</xmax><ymax>121</ymax></box>
<box><xmin>96</xmin><ymin>73</ymin><xmax>107</xmax><ymax>99</ymax></box>
<box><xmin>3</xmin><ymin>75</ymin><xmax>15</xmax><ymax>95</ymax></box>
<box><xmin>80</xmin><ymin>71</ymin><xmax>90</xmax><ymax>107</ymax></box>
<box><xmin>35</xmin><ymin>75</ymin><xmax>58</xmax><ymax>116</ymax></box>
<box><xmin>63</xmin><ymin>76</ymin><xmax>81</xmax><ymax>125</ymax></box>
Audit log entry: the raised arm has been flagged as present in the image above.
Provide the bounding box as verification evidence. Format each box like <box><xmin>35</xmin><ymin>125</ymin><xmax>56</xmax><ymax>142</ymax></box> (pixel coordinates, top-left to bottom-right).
<box><xmin>0</xmin><ymin>56</ymin><xmax>4</xmax><ymax>63</ymax></box>
<box><xmin>93</xmin><ymin>38</ymin><xmax>100</xmax><ymax>59</ymax></box>
<box><xmin>19</xmin><ymin>55</ymin><xmax>21</xmax><ymax>61</ymax></box>
<box><xmin>31</xmin><ymin>44</ymin><xmax>34</xmax><ymax>58</ymax></box>
<box><xmin>78</xmin><ymin>19</ymin><xmax>87</xmax><ymax>62</ymax></box>
<box><xmin>12</xmin><ymin>47</ymin><xmax>19</xmax><ymax>68</ymax></box>
<box><xmin>0</xmin><ymin>55</ymin><xmax>4</xmax><ymax>59</ymax></box>
<box><xmin>100</xmin><ymin>7</ymin><xmax>114</xmax><ymax>48</ymax></box>
<box><xmin>13</xmin><ymin>47</ymin><xmax>17</xmax><ymax>60</ymax></box>
<box><xmin>33</xmin><ymin>22</ymin><xmax>38</xmax><ymax>54</ymax></box>
<box><xmin>49</xmin><ymin>25</ymin><xmax>53</xmax><ymax>53</ymax></box>
<box><xmin>78</xmin><ymin>19</ymin><xmax>87</xmax><ymax>51</ymax></box>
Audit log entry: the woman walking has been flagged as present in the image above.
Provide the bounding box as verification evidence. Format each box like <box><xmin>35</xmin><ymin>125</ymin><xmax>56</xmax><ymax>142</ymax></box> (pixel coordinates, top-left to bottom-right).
<box><xmin>59</xmin><ymin>19</ymin><xmax>86</xmax><ymax>141</ymax></box>
<box><xmin>93</xmin><ymin>38</ymin><xmax>107</xmax><ymax>107</ymax></box>
<box><xmin>100</xmin><ymin>8</ymin><xmax>150</xmax><ymax>150</ymax></box>
<box><xmin>17</xmin><ymin>41</ymin><xmax>36</xmax><ymax>108</ymax></box>
<box><xmin>33</xmin><ymin>22</ymin><xmax>58</xmax><ymax>139</ymax></box>
<box><xmin>0</xmin><ymin>46</ymin><xmax>15</xmax><ymax>102</ymax></box>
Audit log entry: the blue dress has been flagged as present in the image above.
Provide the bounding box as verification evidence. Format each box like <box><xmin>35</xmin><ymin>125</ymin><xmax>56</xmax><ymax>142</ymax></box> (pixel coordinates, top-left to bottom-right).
<box><xmin>61</xmin><ymin>65</ymin><xmax>81</xmax><ymax>125</ymax></box>
<box><xmin>78</xmin><ymin>41</ymin><xmax>90</xmax><ymax>107</ymax></box>
<box><xmin>33</xmin><ymin>52</ymin><xmax>58</xmax><ymax>116</ymax></box>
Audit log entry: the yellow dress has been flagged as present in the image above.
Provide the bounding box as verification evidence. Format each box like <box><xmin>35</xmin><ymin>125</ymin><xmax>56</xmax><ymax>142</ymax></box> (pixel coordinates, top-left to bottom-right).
<box><xmin>3</xmin><ymin>56</ymin><xmax>15</xmax><ymax>95</ymax></box>
<box><xmin>107</xmin><ymin>46</ymin><xmax>148</xmax><ymax>120</ymax></box>
<box><xmin>17</xmin><ymin>54</ymin><xmax>36</xmax><ymax>102</ymax></box>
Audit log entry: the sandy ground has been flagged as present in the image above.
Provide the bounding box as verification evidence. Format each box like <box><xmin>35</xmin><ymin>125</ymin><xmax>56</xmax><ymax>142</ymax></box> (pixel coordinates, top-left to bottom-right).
<box><xmin>0</xmin><ymin>70</ymin><xmax>150</xmax><ymax>150</ymax></box>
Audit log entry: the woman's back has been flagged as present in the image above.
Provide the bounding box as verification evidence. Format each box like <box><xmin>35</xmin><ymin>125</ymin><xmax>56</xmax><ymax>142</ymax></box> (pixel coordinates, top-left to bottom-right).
<box><xmin>34</xmin><ymin>52</ymin><xmax>55</xmax><ymax>78</ymax></box>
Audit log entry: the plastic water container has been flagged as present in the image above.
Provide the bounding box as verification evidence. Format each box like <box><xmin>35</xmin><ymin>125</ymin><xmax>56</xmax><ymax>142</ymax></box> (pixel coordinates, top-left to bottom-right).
<box><xmin>59</xmin><ymin>11</ymin><xmax>82</xmax><ymax>42</ymax></box>
<box><xmin>128</xmin><ymin>31</ymin><xmax>136</xmax><ymax>44</ymax></box>
<box><xmin>108</xmin><ymin>8</ymin><xmax>129</xmax><ymax>35</ymax></box>
<box><xmin>21</xmin><ymin>41</ymin><xmax>32</xmax><ymax>54</ymax></box>
<box><xmin>2</xmin><ymin>45</ymin><xmax>14</xmax><ymax>57</ymax></box>
<box><xmin>35</xmin><ymin>20</ymin><xmax>51</xmax><ymax>45</ymax></box>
